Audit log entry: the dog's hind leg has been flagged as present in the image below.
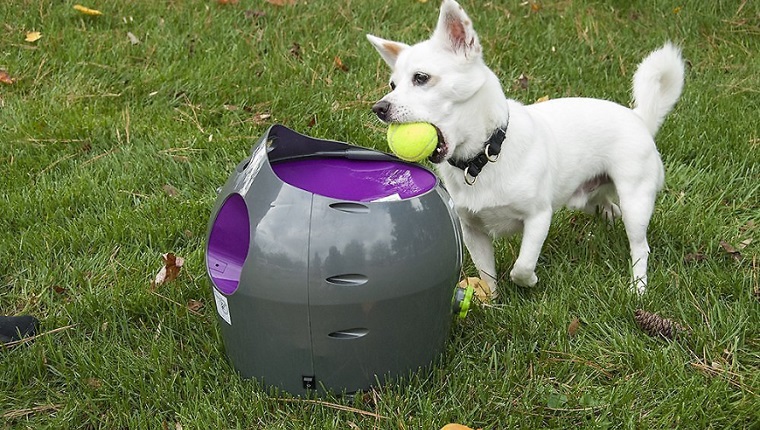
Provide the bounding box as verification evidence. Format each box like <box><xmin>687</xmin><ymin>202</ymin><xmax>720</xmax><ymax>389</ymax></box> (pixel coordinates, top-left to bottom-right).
<box><xmin>586</xmin><ymin>184</ymin><xmax>621</xmax><ymax>224</ymax></box>
<box><xmin>618</xmin><ymin>187</ymin><xmax>657</xmax><ymax>294</ymax></box>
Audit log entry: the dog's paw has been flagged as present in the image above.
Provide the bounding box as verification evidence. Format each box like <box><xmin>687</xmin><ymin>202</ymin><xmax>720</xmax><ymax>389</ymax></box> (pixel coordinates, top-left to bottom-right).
<box><xmin>509</xmin><ymin>267</ymin><xmax>538</xmax><ymax>287</ymax></box>
<box><xmin>631</xmin><ymin>277</ymin><xmax>647</xmax><ymax>295</ymax></box>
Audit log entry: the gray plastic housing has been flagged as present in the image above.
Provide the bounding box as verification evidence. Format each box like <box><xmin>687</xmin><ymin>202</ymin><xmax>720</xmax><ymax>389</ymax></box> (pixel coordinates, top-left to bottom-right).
<box><xmin>205</xmin><ymin>125</ymin><xmax>462</xmax><ymax>395</ymax></box>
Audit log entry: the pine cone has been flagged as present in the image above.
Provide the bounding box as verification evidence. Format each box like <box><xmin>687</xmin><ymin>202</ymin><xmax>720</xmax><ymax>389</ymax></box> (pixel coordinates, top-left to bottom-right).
<box><xmin>634</xmin><ymin>309</ymin><xmax>687</xmax><ymax>340</ymax></box>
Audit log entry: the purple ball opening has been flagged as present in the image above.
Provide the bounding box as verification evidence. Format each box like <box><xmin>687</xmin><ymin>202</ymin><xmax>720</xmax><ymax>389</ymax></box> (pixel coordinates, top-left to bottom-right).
<box><xmin>207</xmin><ymin>193</ymin><xmax>250</xmax><ymax>295</ymax></box>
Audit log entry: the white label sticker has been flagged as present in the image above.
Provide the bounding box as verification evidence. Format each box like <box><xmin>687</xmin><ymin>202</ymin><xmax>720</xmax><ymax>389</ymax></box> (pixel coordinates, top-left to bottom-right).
<box><xmin>213</xmin><ymin>288</ymin><xmax>232</xmax><ymax>325</ymax></box>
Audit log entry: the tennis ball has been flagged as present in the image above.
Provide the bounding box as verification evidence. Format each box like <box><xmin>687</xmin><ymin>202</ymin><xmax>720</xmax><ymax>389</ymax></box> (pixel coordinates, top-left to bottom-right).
<box><xmin>386</xmin><ymin>122</ymin><xmax>438</xmax><ymax>162</ymax></box>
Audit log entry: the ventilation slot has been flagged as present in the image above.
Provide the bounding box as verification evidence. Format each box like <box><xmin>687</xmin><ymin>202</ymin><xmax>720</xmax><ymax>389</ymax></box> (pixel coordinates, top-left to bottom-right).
<box><xmin>329</xmin><ymin>202</ymin><xmax>369</xmax><ymax>214</ymax></box>
<box><xmin>328</xmin><ymin>328</ymin><xmax>369</xmax><ymax>339</ymax></box>
<box><xmin>325</xmin><ymin>274</ymin><xmax>368</xmax><ymax>286</ymax></box>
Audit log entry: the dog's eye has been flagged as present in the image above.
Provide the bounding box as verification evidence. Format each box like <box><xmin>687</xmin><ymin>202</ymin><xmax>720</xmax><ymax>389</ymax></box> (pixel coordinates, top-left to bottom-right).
<box><xmin>412</xmin><ymin>72</ymin><xmax>430</xmax><ymax>86</ymax></box>
<box><xmin>389</xmin><ymin>81</ymin><xmax>396</xmax><ymax>90</ymax></box>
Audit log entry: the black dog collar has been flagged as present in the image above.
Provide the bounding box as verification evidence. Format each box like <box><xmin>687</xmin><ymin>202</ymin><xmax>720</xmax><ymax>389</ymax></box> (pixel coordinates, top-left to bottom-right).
<box><xmin>447</xmin><ymin>119</ymin><xmax>508</xmax><ymax>185</ymax></box>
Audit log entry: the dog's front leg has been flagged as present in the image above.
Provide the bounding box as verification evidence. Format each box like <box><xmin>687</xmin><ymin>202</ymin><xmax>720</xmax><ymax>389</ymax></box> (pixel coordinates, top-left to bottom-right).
<box><xmin>460</xmin><ymin>222</ymin><xmax>499</xmax><ymax>299</ymax></box>
<box><xmin>510</xmin><ymin>211</ymin><xmax>553</xmax><ymax>287</ymax></box>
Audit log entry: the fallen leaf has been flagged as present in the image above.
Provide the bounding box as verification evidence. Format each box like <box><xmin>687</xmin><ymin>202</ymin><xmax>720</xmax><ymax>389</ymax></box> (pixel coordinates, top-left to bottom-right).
<box><xmin>684</xmin><ymin>252</ymin><xmax>707</xmax><ymax>264</ymax></box>
<box><xmin>568</xmin><ymin>317</ymin><xmax>580</xmax><ymax>337</ymax></box>
<box><xmin>25</xmin><ymin>31</ymin><xmax>42</xmax><ymax>43</ymax></box>
<box><xmin>289</xmin><ymin>42</ymin><xmax>301</xmax><ymax>58</ymax></box>
<box><xmin>307</xmin><ymin>114</ymin><xmax>317</xmax><ymax>128</ymax></box>
<box><xmin>127</xmin><ymin>32</ymin><xmax>140</xmax><ymax>45</ymax></box>
<box><xmin>0</xmin><ymin>70</ymin><xmax>15</xmax><ymax>85</ymax></box>
<box><xmin>458</xmin><ymin>277</ymin><xmax>492</xmax><ymax>302</ymax></box>
<box><xmin>535</xmin><ymin>95</ymin><xmax>550</xmax><ymax>103</ymax></box>
<box><xmin>52</xmin><ymin>285</ymin><xmax>67</xmax><ymax>295</ymax></box>
<box><xmin>153</xmin><ymin>253</ymin><xmax>185</xmax><ymax>287</ymax></box>
<box><xmin>73</xmin><ymin>4</ymin><xmax>103</xmax><ymax>16</ymax></box>
<box><xmin>84</xmin><ymin>378</ymin><xmax>102</xmax><ymax>389</ymax></box>
<box><xmin>334</xmin><ymin>56</ymin><xmax>349</xmax><ymax>72</ymax></box>
<box><xmin>737</xmin><ymin>238</ymin><xmax>752</xmax><ymax>250</ymax></box>
<box><xmin>530</xmin><ymin>2</ymin><xmax>542</xmax><ymax>13</ymax></box>
<box><xmin>719</xmin><ymin>240</ymin><xmax>742</xmax><ymax>261</ymax></box>
<box><xmin>441</xmin><ymin>425</ymin><xmax>474</xmax><ymax>430</ymax></box>
<box><xmin>266</xmin><ymin>0</ymin><xmax>296</xmax><ymax>5</ymax></box>
<box><xmin>247</xmin><ymin>112</ymin><xmax>272</xmax><ymax>126</ymax></box>
<box><xmin>245</xmin><ymin>10</ymin><xmax>266</xmax><ymax>20</ymax></box>
<box><xmin>517</xmin><ymin>73</ymin><xmax>529</xmax><ymax>90</ymax></box>
<box><xmin>162</xmin><ymin>184</ymin><xmax>179</xmax><ymax>197</ymax></box>
<box><xmin>187</xmin><ymin>299</ymin><xmax>204</xmax><ymax>312</ymax></box>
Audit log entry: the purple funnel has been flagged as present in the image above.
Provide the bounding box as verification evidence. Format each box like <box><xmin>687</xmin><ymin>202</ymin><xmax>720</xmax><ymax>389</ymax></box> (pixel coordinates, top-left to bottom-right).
<box><xmin>271</xmin><ymin>158</ymin><xmax>436</xmax><ymax>202</ymax></box>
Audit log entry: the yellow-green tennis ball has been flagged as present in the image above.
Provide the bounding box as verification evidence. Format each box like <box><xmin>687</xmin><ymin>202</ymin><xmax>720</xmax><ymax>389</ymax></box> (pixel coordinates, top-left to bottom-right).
<box><xmin>386</xmin><ymin>122</ymin><xmax>438</xmax><ymax>162</ymax></box>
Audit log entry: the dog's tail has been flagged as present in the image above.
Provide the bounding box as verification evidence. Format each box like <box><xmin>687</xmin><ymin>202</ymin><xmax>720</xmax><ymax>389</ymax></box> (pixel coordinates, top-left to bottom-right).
<box><xmin>632</xmin><ymin>42</ymin><xmax>685</xmax><ymax>136</ymax></box>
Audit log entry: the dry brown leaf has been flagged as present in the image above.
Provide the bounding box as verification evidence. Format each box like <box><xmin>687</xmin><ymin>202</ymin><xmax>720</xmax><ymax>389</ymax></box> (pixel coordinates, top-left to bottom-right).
<box><xmin>1</xmin><ymin>70</ymin><xmax>15</xmax><ymax>85</ymax></box>
<box><xmin>153</xmin><ymin>253</ymin><xmax>185</xmax><ymax>286</ymax></box>
<box><xmin>720</xmin><ymin>240</ymin><xmax>742</xmax><ymax>261</ymax></box>
<box><xmin>535</xmin><ymin>95</ymin><xmax>550</xmax><ymax>103</ymax></box>
<box><xmin>517</xmin><ymin>73</ymin><xmax>529</xmax><ymax>90</ymax></box>
<box><xmin>289</xmin><ymin>42</ymin><xmax>301</xmax><ymax>58</ymax></box>
<box><xmin>684</xmin><ymin>251</ymin><xmax>707</xmax><ymax>264</ymax></box>
<box><xmin>162</xmin><ymin>184</ymin><xmax>179</xmax><ymax>197</ymax></box>
<box><xmin>25</xmin><ymin>31</ymin><xmax>42</xmax><ymax>43</ymax></box>
<box><xmin>73</xmin><ymin>4</ymin><xmax>103</xmax><ymax>16</ymax></box>
<box><xmin>441</xmin><ymin>425</ymin><xmax>476</xmax><ymax>430</ymax></box>
<box><xmin>458</xmin><ymin>277</ymin><xmax>492</xmax><ymax>302</ymax></box>
<box><xmin>568</xmin><ymin>317</ymin><xmax>581</xmax><ymax>337</ymax></box>
<box><xmin>187</xmin><ymin>299</ymin><xmax>204</xmax><ymax>312</ymax></box>
<box><xmin>127</xmin><ymin>32</ymin><xmax>140</xmax><ymax>45</ymax></box>
<box><xmin>334</xmin><ymin>56</ymin><xmax>349</xmax><ymax>72</ymax></box>
<box><xmin>84</xmin><ymin>378</ymin><xmax>102</xmax><ymax>389</ymax></box>
<box><xmin>245</xmin><ymin>10</ymin><xmax>266</xmax><ymax>20</ymax></box>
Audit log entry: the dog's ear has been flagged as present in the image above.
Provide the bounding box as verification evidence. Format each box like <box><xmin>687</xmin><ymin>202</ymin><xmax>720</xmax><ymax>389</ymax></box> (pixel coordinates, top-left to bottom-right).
<box><xmin>367</xmin><ymin>34</ymin><xmax>409</xmax><ymax>69</ymax></box>
<box><xmin>432</xmin><ymin>0</ymin><xmax>481</xmax><ymax>57</ymax></box>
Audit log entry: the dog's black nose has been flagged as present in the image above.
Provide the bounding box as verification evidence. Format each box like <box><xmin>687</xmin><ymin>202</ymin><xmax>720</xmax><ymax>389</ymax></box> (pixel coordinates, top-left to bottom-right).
<box><xmin>372</xmin><ymin>100</ymin><xmax>391</xmax><ymax>121</ymax></box>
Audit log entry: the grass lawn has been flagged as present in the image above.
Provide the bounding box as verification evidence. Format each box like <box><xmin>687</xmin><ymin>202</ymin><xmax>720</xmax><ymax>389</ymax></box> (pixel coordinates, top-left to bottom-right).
<box><xmin>1</xmin><ymin>0</ymin><xmax>758</xmax><ymax>428</ymax></box>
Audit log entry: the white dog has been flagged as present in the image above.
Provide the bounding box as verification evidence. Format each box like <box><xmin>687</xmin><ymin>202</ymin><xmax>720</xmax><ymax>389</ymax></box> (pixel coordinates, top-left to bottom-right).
<box><xmin>367</xmin><ymin>0</ymin><xmax>684</xmax><ymax>297</ymax></box>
